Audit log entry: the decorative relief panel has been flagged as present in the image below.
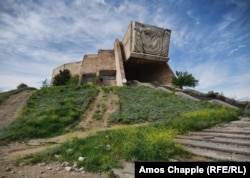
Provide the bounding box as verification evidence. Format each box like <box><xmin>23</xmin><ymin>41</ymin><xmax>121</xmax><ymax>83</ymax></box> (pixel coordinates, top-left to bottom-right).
<box><xmin>134</xmin><ymin>22</ymin><xmax>171</xmax><ymax>57</ymax></box>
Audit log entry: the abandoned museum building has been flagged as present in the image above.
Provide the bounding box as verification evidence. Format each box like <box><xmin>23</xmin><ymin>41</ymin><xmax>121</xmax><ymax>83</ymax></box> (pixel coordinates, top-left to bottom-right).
<box><xmin>51</xmin><ymin>21</ymin><xmax>174</xmax><ymax>86</ymax></box>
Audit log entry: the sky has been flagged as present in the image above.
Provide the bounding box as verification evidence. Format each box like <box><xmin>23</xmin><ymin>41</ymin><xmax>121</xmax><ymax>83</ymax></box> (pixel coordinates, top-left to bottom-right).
<box><xmin>0</xmin><ymin>0</ymin><xmax>250</xmax><ymax>101</ymax></box>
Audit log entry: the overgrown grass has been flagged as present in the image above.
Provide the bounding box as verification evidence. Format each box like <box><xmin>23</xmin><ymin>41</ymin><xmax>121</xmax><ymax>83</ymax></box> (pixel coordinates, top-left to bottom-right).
<box><xmin>0</xmin><ymin>85</ymin><xmax>99</xmax><ymax>142</ymax></box>
<box><xmin>161</xmin><ymin>107</ymin><xmax>239</xmax><ymax>134</ymax></box>
<box><xmin>0</xmin><ymin>87</ymin><xmax>37</xmax><ymax>104</ymax></box>
<box><xmin>17</xmin><ymin>107</ymin><xmax>240</xmax><ymax>172</ymax></box>
<box><xmin>16</xmin><ymin>126</ymin><xmax>182</xmax><ymax>172</ymax></box>
<box><xmin>3</xmin><ymin>85</ymin><xmax>241</xmax><ymax>172</ymax></box>
<box><xmin>109</xmin><ymin>86</ymin><xmax>218</xmax><ymax>123</ymax></box>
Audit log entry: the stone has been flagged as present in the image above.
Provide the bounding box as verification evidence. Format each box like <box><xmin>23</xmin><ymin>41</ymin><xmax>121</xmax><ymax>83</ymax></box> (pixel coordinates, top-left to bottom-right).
<box><xmin>66</xmin><ymin>148</ymin><xmax>73</xmax><ymax>154</ymax></box>
<box><xmin>5</xmin><ymin>167</ymin><xmax>11</xmax><ymax>171</ymax></box>
<box><xmin>46</xmin><ymin>166</ymin><xmax>52</xmax><ymax>170</ymax></box>
<box><xmin>11</xmin><ymin>171</ymin><xmax>15</xmax><ymax>174</ymax></box>
<box><xmin>55</xmin><ymin>167</ymin><xmax>61</xmax><ymax>171</ymax></box>
<box><xmin>78</xmin><ymin>156</ymin><xmax>85</xmax><ymax>161</ymax></box>
<box><xmin>38</xmin><ymin>162</ymin><xmax>46</xmax><ymax>167</ymax></box>
<box><xmin>54</xmin><ymin>154</ymin><xmax>60</xmax><ymax>159</ymax></box>
<box><xmin>106</xmin><ymin>144</ymin><xmax>111</xmax><ymax>150</ymax></box>
<box><xmin>65</xmin><ymin>166</ymin><xmax>72</xmax><ymax>172</ymax></box>
<box><xmin>73</xmin><ymin>162</ymin><xmax>77</xmax><ymax>168</ymax></box>
<box><xmin>61</xmin><ymin>161</ymin><xmax>69</xmax><ymax>167</ymax></box>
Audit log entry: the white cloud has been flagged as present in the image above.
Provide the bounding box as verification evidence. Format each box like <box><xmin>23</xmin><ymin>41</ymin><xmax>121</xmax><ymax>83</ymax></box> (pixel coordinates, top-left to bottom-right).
<box><xmin>0</xmin><ymin>0</ymin><xmax>249</xmax><ymax>101</ymax></box>
<box><xmin>190</xmin><ymin>61</ymin><xmax>250</xmax><ymax>101</ymax></box>
<box><xmin>187</xmin><ymin>10</ymin><xmax>200</xmax><ymax>25</ymax></box>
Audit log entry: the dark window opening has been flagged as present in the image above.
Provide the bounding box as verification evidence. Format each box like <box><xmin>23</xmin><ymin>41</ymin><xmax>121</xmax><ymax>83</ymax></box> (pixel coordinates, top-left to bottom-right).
<box><xmin>99</xmin><ymin>70</ymin><xmax>116</xmax><ymax>85</ymax></box>
<box><xmin>83</xmin><ymin>74</ymin><xmax>97</xmax><ymax>84</ymax></box>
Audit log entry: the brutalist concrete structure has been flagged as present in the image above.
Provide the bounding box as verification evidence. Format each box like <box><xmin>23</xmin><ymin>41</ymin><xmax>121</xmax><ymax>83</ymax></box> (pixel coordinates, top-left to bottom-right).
<box><xmin>51</xmin><ymin>21</ymin><xmax>174</xmax><ymax>86</ymax></box>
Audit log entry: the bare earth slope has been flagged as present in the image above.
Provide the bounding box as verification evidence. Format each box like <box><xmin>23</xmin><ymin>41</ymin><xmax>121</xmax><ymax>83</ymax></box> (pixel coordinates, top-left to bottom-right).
<box><xmin>0</xmin><ymin>89</ymin><xmax>245</xmax><ymax>178</ymax></box>
<box><xmin>0</xmin><ymin>90</ymin><xmax>118</xmax><ymax>178</ymax></box>
<box><xmin>0</xmin><ymin>90</ymin><xmax>36</xmax><ymax>130</ymax></box>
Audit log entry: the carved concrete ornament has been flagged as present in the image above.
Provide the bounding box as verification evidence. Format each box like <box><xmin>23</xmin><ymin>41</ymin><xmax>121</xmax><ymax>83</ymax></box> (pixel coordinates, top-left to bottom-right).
<box><xmin>134</xmin><ymin>22</ymin><xmax>170</xmax><ymax>57</ymax></box>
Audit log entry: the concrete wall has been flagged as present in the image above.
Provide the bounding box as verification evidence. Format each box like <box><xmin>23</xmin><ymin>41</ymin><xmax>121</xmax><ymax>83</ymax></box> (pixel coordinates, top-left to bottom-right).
<box><xmin>78</xmin><ymin>50</ymin><xmax>117</xmax><ymax>85</ymax></box>
<box><xmin>52</xmin><ymin>21</ymin><xmax>174</xmax><ymax>87</ymax></box>
<box><xmin>122</xmin><ymin>21</ymin><xmax>170</xmax><ymax>62</ymax></box>
<box><xmin>81</xmin><ymin>54</ymin><xmax>98</xmax><ymax>74</ymax></box>
<box><xmin>114</xmin><ymin>39</ymin><xmax>126</xmax><ymax>86</ymax></box>
<box><xmin>122</xmin><ymin>21</ymin><xmax>132</xmax><ymax>61</ymax></box>
<box><xmin>51</xmin><ymin>61</ymin><xmax>82</xmax><ymax>84</ymax></box>
<box><xmin>98</xmin><ymin>49</ymin><xmax>116</xmax><ymax>71</ymax></box>
<box><xmin>124</xmin><ymin>61</ymin><xmax>174</xmax><ymax>86</ymax></box>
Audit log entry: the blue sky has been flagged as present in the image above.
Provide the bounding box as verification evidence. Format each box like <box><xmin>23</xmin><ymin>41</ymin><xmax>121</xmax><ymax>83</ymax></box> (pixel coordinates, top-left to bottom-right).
<box><xmin>0</xmin><ymin>0</ymin><xmax>250</xmax><ymax>101</ymax></box>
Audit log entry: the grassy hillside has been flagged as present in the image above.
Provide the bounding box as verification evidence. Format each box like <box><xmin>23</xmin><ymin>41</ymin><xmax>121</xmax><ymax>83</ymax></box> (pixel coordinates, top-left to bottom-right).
<box><xmin>18</xmin><ymin>107</ymin><xmax>239</xmax><ymax>172</ymax></box>
<box><xmin>7</xmin><ymin>85</ymin><xmax>240</xmax><ymax>172</ymax></box>
<box><xmin>109</xmin><ymin>86</ymin><xmax>221</xmax><ymax>123</ymax></box>
<box><xmin>0</xmin><ymin>85</ymin><xmax>99</xmax><ymax>141</ymax></box>
<box><xmin>0</xmin><ymin>85</ymin><xmax>240</xmax><ymax>142</ymax></box>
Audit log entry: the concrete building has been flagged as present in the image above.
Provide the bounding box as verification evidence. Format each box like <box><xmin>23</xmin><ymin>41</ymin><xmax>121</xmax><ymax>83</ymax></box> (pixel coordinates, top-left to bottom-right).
<box><xmin>51</xmin><ymin>21</ymin><xmax>174</xmax><ymax>86</ymax></box>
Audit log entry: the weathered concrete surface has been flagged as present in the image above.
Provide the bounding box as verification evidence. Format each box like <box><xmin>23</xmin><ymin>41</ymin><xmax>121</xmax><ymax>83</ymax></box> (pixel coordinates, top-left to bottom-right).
<box><xmin>52</xmin><ymin>21</ymin><xmax>175</xmax><ymax>86</ymax></box>
<box><xmin>122</xmin><ymin>21</ymin><xmax>171</xmax><ymax>61</ymax></box>
<box><xmin>112</xmin><ymin>162</ymin><xmax>134</xmax><ymax>178</ymax></box>
<box><xmin>176</xmin><ymin>91</ymin><xmax>200</xmax><ymax>101</ymax></box>
<box><xmin>176</xmin><ymin>117</ymin><xmax>250</xmax><ymax>162</ymax></box>
<box><xmin>208</xmin><ymin>99</ymin><xmax>239</xmax><ymax>109</ymax></box>
<box><xmin>111</xmin><ymin>118</ymin><xmax>250</xmax><ymax>178</ymax></box>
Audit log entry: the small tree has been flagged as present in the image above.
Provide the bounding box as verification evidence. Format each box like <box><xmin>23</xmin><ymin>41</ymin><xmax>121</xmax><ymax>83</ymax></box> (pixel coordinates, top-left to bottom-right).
<box><xmin>53</xmin><ymin>69</ymin><xmax>71</xmax><ymax>86</ymax></box>
<box><xmin>17</xmin><ymin>83</ymin><xmax>28</xmax><ymax>89</ymax></box>
<box><xmin>41</xmin><ymin>78</ymin><xmax>49</xmax><ymax>88</ymax></box>
<box><xmin>172</xmin><ymin>71</ymin><xmax>198</xmax><ymax>89</ymax></box>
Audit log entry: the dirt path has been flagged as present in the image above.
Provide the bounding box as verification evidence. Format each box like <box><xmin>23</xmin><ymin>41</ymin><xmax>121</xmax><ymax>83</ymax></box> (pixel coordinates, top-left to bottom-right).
<box><xmin>0</xmin><ymin>89</ymin><xmax>121</xmax><ymax>178</ymax></box>
<box><xmin>0</xmin><ymin>89</ymin><xmax>233</xmax><ymax>178</ymax></box>
<box><xmin>0</xmin><ymin>90</ymin><xmax>36</xmax><ymax>130</ymax></box>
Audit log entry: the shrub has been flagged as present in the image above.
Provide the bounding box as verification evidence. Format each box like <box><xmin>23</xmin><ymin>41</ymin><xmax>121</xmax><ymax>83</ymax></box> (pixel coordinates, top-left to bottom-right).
<box><xmin>17</xmin><ymin>83</ymin><xmax>28</xmax><ymax>89</ymax></box>
<box><xmin>53</xmin><ymin>69</ymin><xmax>71</xmax><ymax>86</ymax></box>
<box><xmin>67</xmin><ymin>75</ymin><xmax>79</xmax><ymax>85</ymax></box>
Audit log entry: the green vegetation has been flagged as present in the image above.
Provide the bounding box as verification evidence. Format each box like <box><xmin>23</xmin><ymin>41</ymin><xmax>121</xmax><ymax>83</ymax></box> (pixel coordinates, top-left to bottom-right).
<box><xmin>206</xmin><ymin>91</ymin><xmax>225</xmax><ymax>101</ymax></box>
<box><xmin>109</xmin><ymin>86</ymin><xmax>216</xmax><ymax>123</ymax></box>
<box><xmin>17</xmin><ymin>107</ymin><xmax>239</xmax><ymax>172</ymax></box>
<box><xmin>0</xmin><ymin>87</ymin><xmax>36</xmax><ymax>104</ymax></box>
<box><xmin>1</xmin><ymin>85</ymin><xmax>241</xmax><ymax>172</ymax></box>
<box><xmin>53</xmin><ymin>69</ymin><xmax>79</xmax><ymax>86</ymax></box>
<box><xmin>67</xmin><ymin>75</ymin><xmax>79</xmax><ymax>86</ymax></box>
<box><xmin>53</xmin><ymin>69</ymin><xmax>71</xmax><ymax>86</ymax></box>
<box><xmin>41</xmin><ymin>78</ymin><xmax>50</xmax><ymax>88</ymax></box>
<box><xmin>0</xmin><ymin>85</ymin><xmax>99</xmax><ymax>141</ymax></box>
<box><xmin>172</xmin><ymin>71</ymin><xmax>198</xmax><ymax>89</ymax></box>
<box><xmin>17</xmin><ymin>83</ymin><xmax>28</xmax><ymax>89</ymax></box>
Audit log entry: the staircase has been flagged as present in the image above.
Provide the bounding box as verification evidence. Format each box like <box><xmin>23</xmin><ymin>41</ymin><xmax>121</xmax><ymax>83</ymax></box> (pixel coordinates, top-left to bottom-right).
<box><xmin>176</xmin><ymin>117</ymin><xmax>250</xmax><ymax>162</ymax></box>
